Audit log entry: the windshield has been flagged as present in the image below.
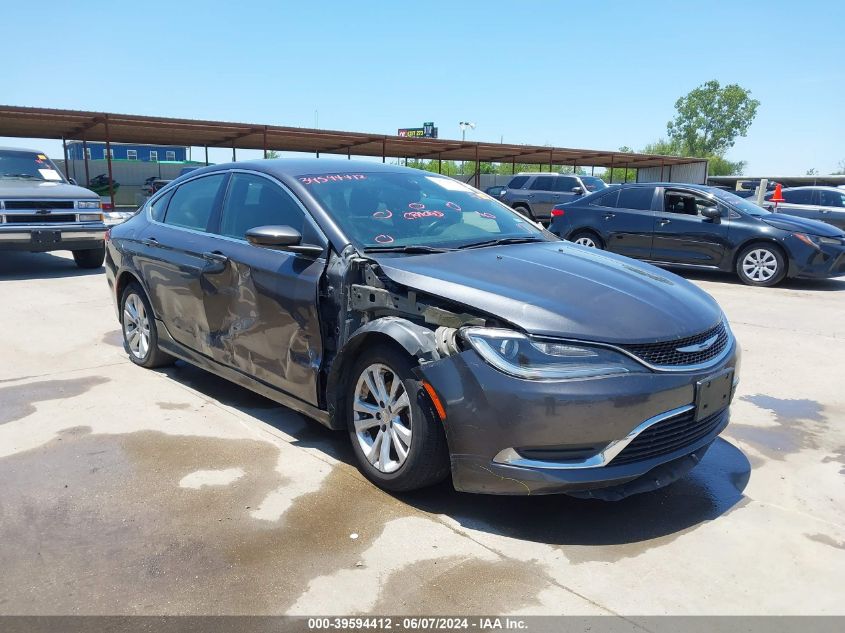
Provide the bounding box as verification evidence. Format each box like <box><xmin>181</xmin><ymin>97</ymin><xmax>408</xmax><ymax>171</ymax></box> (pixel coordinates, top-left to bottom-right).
<box><xmin>0</xmin><ymin>149</ymin><xmax>66</xmax><ymax>182</ymax></box>
<box><xmin>299</xmin><ymin>171</ymin><xmax>549</xmax><ymax>249</ymax></box>
<box><xmin>580</xmin><ymin>176</ymin><xmax>607</xmax><ymax>192</ymax></box>
<box><xmin>711</xmin><ymin>188</ymin><xmax>771</xmax><ymax>217</ymax></box>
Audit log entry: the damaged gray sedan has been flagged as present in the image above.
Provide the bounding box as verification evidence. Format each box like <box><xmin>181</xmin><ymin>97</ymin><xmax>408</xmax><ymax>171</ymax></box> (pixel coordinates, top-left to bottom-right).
<box><xmin>105</xmin><ymin>159</ymin><xmax>739</xmax><ymax>498</ymax></box>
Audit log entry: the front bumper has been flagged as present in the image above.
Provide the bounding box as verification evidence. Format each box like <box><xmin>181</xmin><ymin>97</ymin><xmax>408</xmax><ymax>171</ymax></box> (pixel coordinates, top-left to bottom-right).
<box><xmin>787</xmin><ymin>240</ymin><xmax>845</xmax><ymax>279</ymax></box>
<box><xmin>0</xmin><ymin>224</ymin><xmax>107</xmax><ymax>252</ymax></box>
<box><xmin>415</xmin><ymin>340</ymin><xmax>739</xmax><ymax>497</ymax></box>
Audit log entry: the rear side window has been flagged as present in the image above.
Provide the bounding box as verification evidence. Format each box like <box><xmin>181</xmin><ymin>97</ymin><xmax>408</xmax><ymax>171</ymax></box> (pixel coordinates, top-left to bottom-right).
<box><xmin>617</xmin><ymin>187</ymin><xmax>655</xmax><ymax>211</ymax></box>
<box><xmin>552</xmin><ymin>176</ymin><xmax>579</xmax><ymax>192</ymax></box>
<box><xmin>219</xmin><ymin>173</ymin><xmax>305</xmax><ymax>239</ymax></box>
<box><xmin>163</xmin><ymin>174</ymin><xmax>227</xmax><ymax>231</ymax></box>
<box><xmin>149</xmin><ymin>189</ymin><xmax>174</xmax><ymax>222</ymax></box>
<box><xmin>782</xmin><ymin>189</ymin><xmax>813</xmax><ymax>204</ymax></box>
<box><xmin>531</xmin><ymin>176</ymin><xmax>556</xmax><ymax>191</ymax></box>
<box><xmin>507</xmin><ymin>176</ymin><xmax>529</xmax><ymax>189</ymax></box>
<box><xmin>589</xmin><ymin>189</ymin><xmax>619</xmax><ymax>208</ymax></box>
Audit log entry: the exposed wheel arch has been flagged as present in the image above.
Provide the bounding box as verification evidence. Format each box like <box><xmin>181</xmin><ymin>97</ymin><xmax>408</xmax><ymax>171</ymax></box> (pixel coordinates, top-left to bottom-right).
<box><xmin>325</xmin><ymin>318</ymin><xmax>441</xmax><ymax>430</ymax></box>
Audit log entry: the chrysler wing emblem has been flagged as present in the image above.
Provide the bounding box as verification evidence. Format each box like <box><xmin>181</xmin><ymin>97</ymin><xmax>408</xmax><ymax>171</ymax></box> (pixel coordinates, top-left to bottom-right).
<box><xmin>677</xmin><ymin>334</ymin><xmax>719</xmax><ymax>354</ymax></box>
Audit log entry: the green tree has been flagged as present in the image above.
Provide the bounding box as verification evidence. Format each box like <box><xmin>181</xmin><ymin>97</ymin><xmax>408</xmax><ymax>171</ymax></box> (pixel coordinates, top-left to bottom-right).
<box><xmin>264</xmin><ymin>150</ymin><xmax>280</xmax><ymax>159</ymax></box>
<box><xmin>667</xmin><ymin>80</ymin><xmax>760</xmax><ymax>156</ymax></box>
<box><xmin>601</xmin><ymin>146</ymin><xmax>638</xmax><ymax>183</ymax></box>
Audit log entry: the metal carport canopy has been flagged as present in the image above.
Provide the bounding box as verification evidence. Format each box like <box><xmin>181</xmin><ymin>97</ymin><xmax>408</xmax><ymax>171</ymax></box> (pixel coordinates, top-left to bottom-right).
<box><xmin>0</xmin><ymin>105</ymin><xmax>703</xmax><ymax>169</ymax></box>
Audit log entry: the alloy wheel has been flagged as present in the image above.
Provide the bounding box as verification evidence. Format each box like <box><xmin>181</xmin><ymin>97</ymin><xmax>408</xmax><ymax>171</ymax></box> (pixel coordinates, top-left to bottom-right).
<box><xmin>742</xmin><ymin>249</ymin><xmax>778</xmax><ymax>282</ymax></box>
<box><xmin>123</xmin><ymin>293</ymin><xmax>151</xmax><ymax>360</ymax></box>
<box><xmin>574</xmin><ymin>236</ymin><xmax>597</xmax><ymax>248</ymax></box>
<box><xmin>352</xmin><ymin>363</ymin><xmax>413</xmax><ymax>474</ymax></box>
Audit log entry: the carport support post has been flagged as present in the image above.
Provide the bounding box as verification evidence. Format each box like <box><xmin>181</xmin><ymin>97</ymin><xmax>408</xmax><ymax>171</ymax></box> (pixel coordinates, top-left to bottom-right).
<box><xmin>624</xmin><ymin>163</ymin><xmax>629</xmax><ymax>183</ymax></box>
<box><xmin>204</xmin><ymin>146</ymin><xmax>209</xmax><ymax>166</ymax></box>
<box><xmin>263</xmin><ymin>126</ymin><xmax>268</xmax><ymax>159</ymax></box>
<box><xmin>382</xmin><ymin>140</ymin><xmax>385</xmax><ymax>163</ymax></box>
<box><xmin>104</xmin><ymin>115</ymin><xmax>115</xmax><ymax>210</ymax></box>
<box><xmin>609</xmin><ymin>156</ymin><xmax>614</xmax><ymax>184</ymax></box>
<box><xmin>475</xmin><ymin>144</ymin><xmax>480</xmax><ymax>188</ymax></box>
<box><xmin>61</xmin><ymin>137</ymin><xmax>69</xmax><ymax>180</ymax></box>
<box><xmin>232</xmin><ymin>147</ymin><xmax>236</xmax><ymax>162</ymax></box>
<box><xmin>549</xmin><ymin>149</ymin><xmax>553</xmax><ymax>173</ymax></box>
<box><xmin>438</xmin><ymin>154</ymin><xmax>442</xmax><ymax>174</ymax></box>
<box><xmin>591</xmin><ymin>166</ymin><xmax>595</xmax><ymax>176</ymax></box>
<box><xmin>82</xmin><ymin>137</ymin><xmax>90</xmax><ymax>186</ymax></box>
<box><xmin>512</xmin><ymin>157</ymin><xmax>516</xmax><ymax>174</ymax></box>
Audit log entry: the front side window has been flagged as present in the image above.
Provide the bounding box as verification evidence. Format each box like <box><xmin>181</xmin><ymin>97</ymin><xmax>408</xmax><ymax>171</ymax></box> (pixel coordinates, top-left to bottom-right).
<box><xmin>782</xmin><ymin>189</ymin><xmax>813</xmax><ymax>204</ymax></box>
<box><xmin>664</xmin><ymin>190</ymin><xmax>718</xmax><ymax>216</ymax></box>
<box><xmin>507</xmin><ymin>175</ymin><xmax>529</xmax><ymax>189</ymax></box>
<box><xmin>299</xmin><ymin>171</ymin><xmax>547</xmax><ymax>249</ymax></box>
<box><xmin>163</xmin><ymin>174</ymin><xmax>227</xmax><ymax>231</ymax></box>
<box><xmin>552</xmin><ymin>176</ymin><xmax>578</xmax><ymax>192</ymax></box>
<box><xmin>219</xmin><ymin>173</ymin><xmax>305</xmax><ymax>239</ymax></box>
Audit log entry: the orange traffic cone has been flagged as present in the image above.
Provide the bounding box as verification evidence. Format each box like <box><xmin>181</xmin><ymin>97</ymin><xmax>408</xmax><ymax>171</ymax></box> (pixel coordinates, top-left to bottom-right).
<box><xmin>770</xmin><ymin>182</ymin><xmax>785</xmax><ymax>204</ymax></box>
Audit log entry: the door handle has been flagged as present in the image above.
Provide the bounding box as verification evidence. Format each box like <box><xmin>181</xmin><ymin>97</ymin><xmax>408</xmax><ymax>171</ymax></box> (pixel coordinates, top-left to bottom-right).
<box><xmin>602</xmin><ymin>213</ymin><xmax>615</xmax><ymax>220</ymax></box>
<box><xmin>658</xmin><ymin>218</ymin><xmax>671</xmax><ymax>226</ymax></box>
<box><xmin>202</xmin><ymin>251</ymin><xmax>229</xmax><ymax>264</ymax></box>
<box><xmin>141</xmin><ymin>237</ymin><xmax>158</xmax><ymax>247</ymax></box>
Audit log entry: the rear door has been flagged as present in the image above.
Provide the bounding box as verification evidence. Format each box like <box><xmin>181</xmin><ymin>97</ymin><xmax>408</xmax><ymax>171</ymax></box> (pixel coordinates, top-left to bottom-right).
<box><xmin>136</xmin><ymin>173</ymin><xmax>229</xmax><ymax>355</ymax></box>
<box><xmin>817</xmin><ymin>189</ymin><xmax>845</xmax><ymax>230</ymax></box>
<box><xmin>202</xmin><ymin>171</ymin><xmax>328</xmax><ymax>406</ymax></box>
<box><xmin>528</xmin><ymin>175</ymin><xmax>557</xmax><ymax>219</ymax></box>
<box><xmin>651</xmin><ymin>187</ymin><xmax>731</xmax><ymax>267</ymax></box>
<box><xmin>600</xmin><ymin>186</ymin><xmax>657</xmax><ymax>259</ymax></box>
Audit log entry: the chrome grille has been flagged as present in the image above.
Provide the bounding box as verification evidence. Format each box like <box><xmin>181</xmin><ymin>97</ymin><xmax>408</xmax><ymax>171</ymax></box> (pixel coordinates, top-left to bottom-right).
<box><xmin>610</xmin><ymin>407</ymin><xmax>727</xmax><ymax>466</ymax></box>
<box><xmin>621</xmin><ymin>321</ymin><xmax>729</xmax><ymax>368</ymax></box>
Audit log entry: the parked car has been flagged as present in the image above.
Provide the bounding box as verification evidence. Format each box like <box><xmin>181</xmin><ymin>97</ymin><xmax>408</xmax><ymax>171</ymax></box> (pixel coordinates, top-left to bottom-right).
<box><xmin>0</xmin><ymin>146</ymin><xmax>108</xmax><ymax>268</ymax></box>
<box><xmin>501</xmin><ymin>172</ymin><xmax>607</xmax><ymax>222</ymax></box>
<box><xmin>762</xmin><ymin>186</ymin><xmax>845</xmax><ymax>230</ymax></box>
<box><xmin>550</xmin><ymin>183</ymin><xmax>845</xmax><ymax>287</ymax></box>
<box><xmin>106</xmin><ymin>160</ymin><xmax>739</xmax><ymax>498</ymax></box>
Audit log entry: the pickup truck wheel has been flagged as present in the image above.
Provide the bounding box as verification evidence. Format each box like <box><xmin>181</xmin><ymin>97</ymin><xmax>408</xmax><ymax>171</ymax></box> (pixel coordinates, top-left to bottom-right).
<box><xmin>72</xmin><ymin>245</ymin><xmax>105</xmax><ymax>269</ymax></box>
<box><xmin>347</xmin><ymin>344</ymin><xmax>450</xmax><ymax>492</ymax></box>
<box><xmin>120</xmin><ymin>283</ymin><xmax>175</xmax><ymax>368</ymax></box>
<box><xmin>570</xmin><ymin>230</ymin><xmax>604</xmax><ymax>249</ymax></box>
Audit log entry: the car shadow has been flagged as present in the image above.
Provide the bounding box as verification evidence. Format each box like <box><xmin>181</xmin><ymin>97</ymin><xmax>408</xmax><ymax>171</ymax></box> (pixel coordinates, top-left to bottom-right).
<box><xmin>0</xmin><ymin>251</ymin><xmax>104</xmax><ymax>280</ymax></box>
<box><xmin>670</xmin><ymin>267</ymin><xmax>845</xmax><ymax>291</ymax></box>
<box><xmin>158</xmin><ymin>360</ymin><xmax>751</xmax><ymax>549</ymax></box>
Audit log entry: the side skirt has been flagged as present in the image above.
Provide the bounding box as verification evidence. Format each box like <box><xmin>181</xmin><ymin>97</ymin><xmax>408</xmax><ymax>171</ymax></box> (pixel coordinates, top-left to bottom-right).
<box><xmin>156</xmin><ymin>322</ymin><xmax>332</xmax><ymax>428</ymax></box>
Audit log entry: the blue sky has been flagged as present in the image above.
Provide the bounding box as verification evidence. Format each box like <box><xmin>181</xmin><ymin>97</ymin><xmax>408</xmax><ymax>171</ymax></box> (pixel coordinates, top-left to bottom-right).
<box><xmin>3</xmin><ymin>0</ymin><xmax>843</xmax><ymax>174</ymax></box>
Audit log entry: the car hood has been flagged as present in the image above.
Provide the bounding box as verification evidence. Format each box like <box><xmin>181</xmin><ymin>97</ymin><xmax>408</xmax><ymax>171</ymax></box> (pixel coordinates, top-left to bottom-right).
<box><xmin>373</xmin><ymin>241</ymin><xmax>723</xmax><ymax>344</ymax></box>
<box><xmin>761</xmin><ymin>213</ymin><xmax>844</xmax><ymax>237</ymax></box>
<box><xmin>0</xmin><ymin>179</ymin><xmax>99</xmax><ymax>200</ymax></box>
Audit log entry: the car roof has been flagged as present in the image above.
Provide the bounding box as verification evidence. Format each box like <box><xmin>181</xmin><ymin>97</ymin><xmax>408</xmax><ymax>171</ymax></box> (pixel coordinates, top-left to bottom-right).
<box><xmin>0</xmin><ymin>145</ymin><xmax>45</xmax><ymax>154</ymax></box>
<box><xmin>780</xmin><ymin>185</ymin><xmax>842</xmax><ymax>191</ymax></box>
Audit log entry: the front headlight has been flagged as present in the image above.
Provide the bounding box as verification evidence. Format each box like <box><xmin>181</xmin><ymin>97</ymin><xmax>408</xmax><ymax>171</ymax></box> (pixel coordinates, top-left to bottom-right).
<box><xmin>462</xmin><ymin>327</ymin><xmax>647</xmax><ymax>380</ymax></box>
<box><xmin>77</xmin><ymin>200</ymin><xmax>101</xmax><ymax>209</ymax></box>
<box><xmin>793</xmin><ymin>232</ymin><xmax>844</xmax><ymax>248</ymax></box>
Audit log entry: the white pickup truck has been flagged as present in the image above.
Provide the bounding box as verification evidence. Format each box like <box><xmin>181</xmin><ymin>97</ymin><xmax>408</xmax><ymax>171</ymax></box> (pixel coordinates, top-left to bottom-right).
<box><xmin>0</xmin><ymin>146</ymin><xmax>108</xmax><ymax>268</ymax></box>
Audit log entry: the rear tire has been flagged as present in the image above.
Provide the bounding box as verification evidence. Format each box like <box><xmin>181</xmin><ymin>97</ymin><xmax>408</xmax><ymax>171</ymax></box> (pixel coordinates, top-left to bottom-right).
<box><xmin>72</xmin><ymin>245</ymin><xmax>105</xmax><ymax>269</ymax></box>
<box><xmin>346</xmin><ymin>343</ymin><xmax>450</xmax><ymax>492</ymax></box>
<box><xmin>735</xmin><ymin>243</ymin><xmax>786</xmax><ymax>287</ymax></box>
<box><xmin>569</xmin><ymin>230</ymin><xmax>604</xmax><ymax>249</ymax></box>
<box><xmin>120</xmin><ymin>283</ymin><xmax>175</xmax><ymax>368</ymax></box>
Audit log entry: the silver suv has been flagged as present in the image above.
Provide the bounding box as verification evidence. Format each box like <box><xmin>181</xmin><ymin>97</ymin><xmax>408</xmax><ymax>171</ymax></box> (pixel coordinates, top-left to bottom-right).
<box><xmin>0</xmin><ymin>146</ymin><xmax>108</xmax><ymax>268</ymax></box>
<box><xmin>501</xmin><ymin>172</ymin><xmax>608</xmax><ymax>222</ymax></box>
<box><xmin>763</xmin><ymin>186</ymin><xmax>845</xmax><ymax>231</ymax></box>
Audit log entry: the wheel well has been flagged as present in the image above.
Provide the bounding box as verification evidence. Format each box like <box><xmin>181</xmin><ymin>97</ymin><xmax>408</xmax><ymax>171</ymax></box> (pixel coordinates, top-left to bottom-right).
<box><xmin>326</xmin><ymin>332</ymin><xmax>411</xmax><ymax>430</ymax></box>
<box><xmin>732</xmin><ymin>239</ymin><xmax>786</xmax><ymax>270</ymax></box>
<box><xmin>115</xmin><ymin>271</ymin><xmax>144</xmax><ymax>305</ymax></box>
<box><xmin>569</xmin><ymin>228</ymin><xmax>603</xmax><ymax>244</ymax></box>
<box><xmin>512</xmin><ymin>203</ymin><xmax>531</xmax><ymax>212</ymax></box>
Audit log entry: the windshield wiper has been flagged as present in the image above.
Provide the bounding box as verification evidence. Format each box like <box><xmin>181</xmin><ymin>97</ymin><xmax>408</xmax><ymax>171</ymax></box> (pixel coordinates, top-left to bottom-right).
<box><xmin>457</xmin><ymin>236</ymin><xmax>545</xmax><ymax>250</ymax></box>
<box><xmin>1</xmin><ymin>173</ymin><xmax>43</xmax><ymax>180</ymax></box>
<box><xmin>363</xmin><ymin>245</ymin><xmax>453</xmax><ymax>254</ymax></box>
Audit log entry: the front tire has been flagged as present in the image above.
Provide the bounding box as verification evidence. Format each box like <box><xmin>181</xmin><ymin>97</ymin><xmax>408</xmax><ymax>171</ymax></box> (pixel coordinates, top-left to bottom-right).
<box><xmin>347</xmin><ymin>344</ymin><xmax>450</xmax><ymax>492</ymax></box>
<box><xmin>120</xmin><ymin>283</ymin><xmax>175</xmax><ymax>368</ymax></box>
<box><xmin>736</xmin><ymin>243</ymin><xmax>786</xmax><ymax>287</ymax></box>
<box><xmin>72</xmin><ymin>245</ymin><xmax>105</xmax><ymax>269</ymax></box>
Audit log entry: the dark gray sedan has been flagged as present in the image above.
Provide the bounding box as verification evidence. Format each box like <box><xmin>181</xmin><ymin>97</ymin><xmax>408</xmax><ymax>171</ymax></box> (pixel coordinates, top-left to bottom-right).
<box><xmin>105</xmin><ymin>160</ymin><xmax>739</xmax><ymax>498</ymax></box>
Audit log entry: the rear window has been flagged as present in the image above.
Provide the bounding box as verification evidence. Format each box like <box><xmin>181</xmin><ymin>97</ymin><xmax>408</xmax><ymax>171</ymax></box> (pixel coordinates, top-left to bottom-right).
<box><xmin>589</xmin><ymin>190</ymin><xmax>619</xmax><ymax>208</ymax></box>
<box><xmin>617</xmin><ymin>187</ymin><xmax>655</xmax><ymax>211</ymax></box>
<box><xmin>507</xmin><ymin>176</ymin><xmax>529</xmax><ymax>189</ymax></box>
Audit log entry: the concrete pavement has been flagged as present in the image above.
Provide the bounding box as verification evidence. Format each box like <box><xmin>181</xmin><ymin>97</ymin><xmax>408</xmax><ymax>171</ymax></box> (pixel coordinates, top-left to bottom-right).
<box><xmin>0</xmin><ymin>251</ymin><xmax>843</xmax><ymax>615</ymax></box>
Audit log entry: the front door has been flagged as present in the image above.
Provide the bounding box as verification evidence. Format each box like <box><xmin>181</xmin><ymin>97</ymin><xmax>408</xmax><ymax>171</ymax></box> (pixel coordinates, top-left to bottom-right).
<box><xmin>201</xmin><ymin>171</ymin><xmax>328</xmax><ymax>406</ymax></box>
<box><xmin>651</xmin><ymin>188</ymin><xmax>731</xmax><ymax>267</ymax></box>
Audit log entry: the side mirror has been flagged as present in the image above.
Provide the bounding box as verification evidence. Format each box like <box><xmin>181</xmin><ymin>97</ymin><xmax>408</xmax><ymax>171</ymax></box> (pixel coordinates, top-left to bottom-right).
<box><xmin>572</xmin><ymin>186</ymin><xmax>584</xmax><ymax>195</ymax></box>
<box><xmin>245</xmin><ymin>225</ymin><xmax>324</xmax><ymax>256</ymax></box>
<box><xmin>701</xmin><ymin>207</ymin><xmax>721</xmax><ymax>222</ymax></box>
<box><xmin>68</xmin><ymin>177</ymin><xmax>77</xmax><ymax>185</ymax></box>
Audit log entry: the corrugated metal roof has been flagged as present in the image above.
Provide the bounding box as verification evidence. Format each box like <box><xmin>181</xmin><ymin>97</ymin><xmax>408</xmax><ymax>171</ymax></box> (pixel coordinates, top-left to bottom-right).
<box><xmin>0</xmin><ymin>105</ymin><xmax>704</xmax><ymax>169</ymax></box>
